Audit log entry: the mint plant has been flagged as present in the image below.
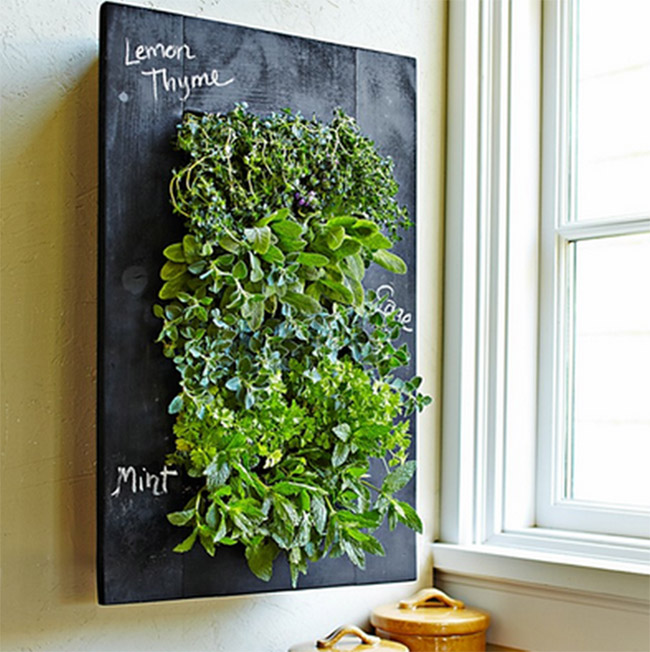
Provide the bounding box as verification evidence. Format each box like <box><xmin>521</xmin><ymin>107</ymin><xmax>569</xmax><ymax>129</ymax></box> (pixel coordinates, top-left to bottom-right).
<box><xmin>154</xmin><ymin>105</ymin><xmax>431</xmax><ymax>586</ymax></box>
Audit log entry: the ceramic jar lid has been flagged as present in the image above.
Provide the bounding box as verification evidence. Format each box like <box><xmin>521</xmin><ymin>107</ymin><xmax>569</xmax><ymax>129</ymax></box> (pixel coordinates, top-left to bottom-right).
<box><xmin>370</xmin><ymin>588</ymin><xmax>490</xmax><ymax>637</ymax></box>
<box><xmin>289</xmin><ymin>625</ymin><xmax>409</xmax><ymax>652</ymax></box>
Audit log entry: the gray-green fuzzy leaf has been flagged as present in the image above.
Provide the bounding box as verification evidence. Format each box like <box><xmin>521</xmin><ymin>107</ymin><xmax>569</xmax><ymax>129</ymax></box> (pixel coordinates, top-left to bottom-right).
<box><xmin>371</xmin><ymin>249</ymin><xmax>407</xmax><ymax>274</ymax></box>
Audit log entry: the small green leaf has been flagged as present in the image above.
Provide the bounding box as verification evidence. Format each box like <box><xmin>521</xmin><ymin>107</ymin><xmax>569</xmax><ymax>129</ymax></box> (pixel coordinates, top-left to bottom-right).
<box><xmin>392</xmin><ymin>499</ymin><xmax>423</xmax><ymax>533</ymax></box>
<box><xmin>173</xmin><ymin>528</ymin><xmax>198</xmax><ymax>553</ymax></box>
<box><xmin>350</xmin><ymin>530</ymin><xmax>385</xmax><ymax>556</ymax></box>
<box><xmin>363</xmin><ymin>232</ymin><xmax>393</xmax><ymax>250</ymax></box>
<box><xmin>199</xmin><ymin>526</ymin><xmax>216</xmax><ymax>556</ymax></box>
<box><xmin>260</xmin><ymin>245</ymin><xmax>285</xmax><ymax>264</ymax></box>
<box><xmin>372</xmin><ymin>249</ymin><xmax>407</xmax><ymax>274</ymax></box>
<box><xmin>245</xmin><ymin>226</ymin><xmax>272</xmax><ymax>255</ymax></box>
<box><xmin>304</xmin><ymin>282</ymin><xmax>322</xmax><ymax>301</ymax></box>
<box><xmin>311</xmin><ymin>494</ymin><xmax>327</xmax><ymax>535</ymax></box>
<box><xmin>183</xmin><ymin>234</ymin><xmax>200</xmax><ymax>261</ymax></box>
<box><xmin>167</xmin><ymin>509</ymin><xmax>195</xmax><ymax>526</ymax></box>
<box><xmin>188</xmin><ymin>260</ymin><xmax>206</xmax><ymax>274</ymax></box>
<box><xmin>289</xmin><ymin>557</ymin><xmax>300</xmax><ymax>588</ymax></box>
<box><xmin>346</xmin><ymin>277</ymin><xmax>364</xmax><ymax>308</ymax></box>
<box><xmin>245</xmin><ymin>540</ymin><xmax>279</xmax><ymax>582</ymax></box>
<box><xmin>299</xmin><ymin>265</ymin><xmax>323</xmax><ymax>281</ymax></box>
<box><xmin>341</xmin><ymin>253</ymin><xmax>365</xmax><ymax>281</ymax></box>
<box><xmin>242</xmin><ymin>298</ymin><xmax>264</xmax><ymax>330</ymax></box>
<box><xmin>163</xmin><ymin>242</ymin><xmax>185</xmax><ymax>262</ymax></box>
<box><xmin>333</xmin><ymin>238</ymin><xmax>362</xmax><ymax>259</ymax></box>
<box><xmin>337</xmin><ymin>510</ymin><xmax>382</xmax><ymax>529</ymax></box>
<box><xmin>296</xmin><ymin>252</ymin><xmax>330</xmax><ymax>267</ymax></box>
<box><xmin>342</xmin><ymin>538</ymin><xmax>366</xmax><ymax>569</ymax></box>
<box><xmin>332</xmin><ymin>442</ymin><xmax>350</xmax><ymax>467</ymax></box>
<box><xmin>256</xmin><ymin>207</ymin><xmax>290</xmax><ymax>227</ymax></box>
<box><xmin>270</xmin><ymin>521</ymin><xmax>293</xmax><ymax>550</ymax></box>
<box><xmin>205</xmin><ymin>458</ymin><xmax>230</xmax><ymax>489</ymax></box>
<box><xmin>326</xmin><ymin>226</ymin><xmax>345</xmax><ymax>250</ymax></box>
<box><xmin>168</xmin><ymin>395</ymin><xmax>184</xmax><ymax>414</ymax></box>
<box><xmin>297</xmin><ymin>514</ymin><xmax>311</xmax><ymax>546</ymax></box>
<box><xmin>277</xmin><ymin>236</ymin><xmax>307</xmax><ymax>252</ymax></box>
<box><xmin>265</xmin><ymin>294</ymin><xmax>278</xmax><ymax>314</ymax></box>
<box><xmin>219</xmin><ymin>234</ymin><xmax>241</xmax><ymax>254</ymax></box>
<box><xmin>325</xmin><ymin>263</ymin><xmax>344</xmax><ymax>283</ymax></box>
<box><xmin>160</xmin><ymin>261</ymin><xmax>187</xmax><ymax>280</ymax></box>
<box><xmin>333</xmin><ymin>424</ymin><xmax>351</xmax><ymax>442</ymax></box>
<box><xmin>346</xmin><ymin>466</ymin><xmax>368</xmax><ymax>479</ymax></box>
<box><xmin>299</xmin><ymin>490</ymin><xmax>310</xmax><ymax>512</ymax></box>
<box><xmin>216</xmin><ymin>253</ymin><xmax>235</xmax><ymax>267</ymax></box>
<box><xmin>382</xmin><ymin>460</ymin><xmax>416</xmax><ymax>493</ymax></box>
<box><xmin>274</xmin><ymin>481</ymin><xmax>325</xmax><ymax>496</ymax></box>
<box><xmin>232</xmin><ymin>260</ymin><xmax>248</xmax><ymax>280</ymax></box>
<box><xmin>233</xmin><ymin>462</ymin><xmax>267</xmax><ymax>496</ymax></box>
<box><xmin>318</xmin><ymin>279</ymin><xmax>354</xmax><ymax>305</ymax></box>
<box><xmin>355</xmin><ymin>424</ymin><xmax>391</xmax><ymax>441</ymax></box>
<box><xmin>225</xmin><ymin>377</ymin><xmax>241</xmax><ymax>392</ymax></box>
<box><xmin>214</xmin><ymin>516</ymin><xmax>227</xmax><ymax>542</ymax></box>
<box><xmin>205</xmin><ymin>502</ymin><xmax>218</xmax><ymax>530</ymax></box>
<box><xmin>274</xmin><ymin>494</ymin><xmax>300</xmax><ymax>527</ymax></box>
<box><xmin>158</xmin><ymin>277</ymin><xmax>185</xmax><ymax>300</ymax></box>
<box><xmin>271</xmin><ymin>220</ymin><xmax>303</xmax><ymax>239</ymax></box>
<box><xmin>249</xmin><ymin>253</ymin><xmax>264</xmax><ymax>283</ymax></box>
<box><xmin>327</xmin><ymin>215</ymin><xmax>356</xmax><ymax>228</ymax></box>
<box><xmin>282</xmin><ymin>291</ymin><xmax>322</xmax><ymax>315</ymax></box>
<box><xmin>350</xmin><ymin>219</ymin><xmax>379</xmax><ymax>238</ymax></box>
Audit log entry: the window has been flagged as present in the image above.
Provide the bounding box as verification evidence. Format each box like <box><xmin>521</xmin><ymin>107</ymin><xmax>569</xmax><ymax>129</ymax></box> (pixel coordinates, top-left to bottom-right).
<box><xmin>537</xmin><ymin>0</ymin><xmax>650</xmax><ymax>538</ymax></box>
<box><xmin>436</xmin><ymin>2</ymin><xmax>649</xmax><ymax>647</ymax></box>
<box><xmin>439</xmin><ymin>0</ymin><xmax>650</xmax><ymax>561</ymax></box>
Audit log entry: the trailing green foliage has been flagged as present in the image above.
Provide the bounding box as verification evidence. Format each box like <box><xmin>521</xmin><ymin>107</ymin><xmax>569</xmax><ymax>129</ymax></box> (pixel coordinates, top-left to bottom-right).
<box><xmin>155</xmin><ymin>105</ymin><xmax>431</xmax><ymax>587</ymax></box>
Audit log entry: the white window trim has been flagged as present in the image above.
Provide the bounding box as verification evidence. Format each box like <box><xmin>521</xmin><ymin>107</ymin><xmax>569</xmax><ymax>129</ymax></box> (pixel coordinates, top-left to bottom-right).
<box><xmin>437</xmin><ymin>0</ymin><xmax>649</xmax><ymax>648</ymax></box>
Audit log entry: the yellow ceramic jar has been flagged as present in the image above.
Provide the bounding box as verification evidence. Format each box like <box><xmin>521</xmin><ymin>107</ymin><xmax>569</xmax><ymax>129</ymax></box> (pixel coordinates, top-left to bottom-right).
<box><xmin>290</xmin><ymin>624</ymin><xmax>409</xmax><ymax>652</ymax></box>
<box><xmin>371</xmin><ymin>588</ymin><xmax>490</xmax><ymax>652</ymax></box>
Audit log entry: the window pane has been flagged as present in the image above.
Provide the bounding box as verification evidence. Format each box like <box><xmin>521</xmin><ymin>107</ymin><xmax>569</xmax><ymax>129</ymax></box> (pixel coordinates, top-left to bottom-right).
<box><xmin>574</xmin><ymin>0</ymin><xmax>650</xmax><ymax>221</ymax></box>
<box><xmin>569</xmin><ymin>233</ymin><xmax>650</xmax><ymax>508</ymax></box>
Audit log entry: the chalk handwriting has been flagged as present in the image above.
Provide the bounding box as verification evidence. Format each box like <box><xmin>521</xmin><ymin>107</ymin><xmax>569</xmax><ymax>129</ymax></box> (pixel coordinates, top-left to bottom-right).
<box><xmin>375</xmin><ymin>284</ymin><xmax>413</xmax><ymax>332</ymax></box>
<box><xmin>124</xmin><ymin>38</ymin><xmax>197</xmax><ymax>66</ymax></box>
<box><xmin>141</xmin><ymin>67</ymin><xmax>234</xmax><ymax>102</ymax></box>
<box><xmin>124</xmin><ymin>37</ymin><xmax>235</xmax><ymax>102</ymax></box>
<box><xmin>111</xmin><ymin>465</ymin><xmax>178</xmax><ymax>497</ymax></box>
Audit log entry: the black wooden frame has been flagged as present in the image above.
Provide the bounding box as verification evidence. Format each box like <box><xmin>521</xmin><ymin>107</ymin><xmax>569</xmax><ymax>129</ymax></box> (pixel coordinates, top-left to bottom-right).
<box><xmin>98</xmin><ymin>1</ymin><xmax>417</xmax><ymax>605</ymax></box>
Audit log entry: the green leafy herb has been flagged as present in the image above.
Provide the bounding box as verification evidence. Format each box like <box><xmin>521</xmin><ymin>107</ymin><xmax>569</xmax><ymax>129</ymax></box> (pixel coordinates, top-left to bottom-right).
<box><xmin>155</xmin><ymin>104</ymin><xmax>430</xmax><ymax>587</ymax></box>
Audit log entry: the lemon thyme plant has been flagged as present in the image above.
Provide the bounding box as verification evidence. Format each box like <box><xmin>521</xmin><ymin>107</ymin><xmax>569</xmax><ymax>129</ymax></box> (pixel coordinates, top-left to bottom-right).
<box><xmin>154</xmin><ymin>104</ymin><xmax>431</xmax><ymax>586</ymax></box>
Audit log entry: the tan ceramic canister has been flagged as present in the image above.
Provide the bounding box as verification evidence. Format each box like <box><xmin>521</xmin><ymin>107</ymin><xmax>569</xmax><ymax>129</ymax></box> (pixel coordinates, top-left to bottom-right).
<box><xmin>370</xmin><ymin>589</ymin><xmax>490</xmax><ymax>652</ymax></box>
<box><xmin>289</xmin><ymin>624</ymin><xmax>409</xmax><ymax>652</ymax></box>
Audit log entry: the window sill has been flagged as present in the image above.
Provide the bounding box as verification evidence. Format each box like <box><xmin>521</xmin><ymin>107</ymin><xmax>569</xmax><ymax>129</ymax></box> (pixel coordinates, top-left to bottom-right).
<box><xmin>431</xmin><ymin>538</ymin><xmax>649</xmax><ymax>607</ymax></box>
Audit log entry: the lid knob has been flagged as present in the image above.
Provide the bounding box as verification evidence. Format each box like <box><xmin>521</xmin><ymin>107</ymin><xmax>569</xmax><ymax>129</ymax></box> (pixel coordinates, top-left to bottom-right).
<box><xmin>316</xmin><ymin>625</ymin><xmax>381</xmax><ymax>649</ymax></box>
<box><xmin>398</xmin><ymin>588</ymin><xmax>465</xmax><ymax>610</ymax></box>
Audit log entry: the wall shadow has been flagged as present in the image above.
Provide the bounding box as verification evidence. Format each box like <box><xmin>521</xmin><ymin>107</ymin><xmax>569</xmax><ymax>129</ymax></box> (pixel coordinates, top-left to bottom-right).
<box><xmin>57</xmin><ymin>60</ymin><xmax>100</xmax><ymax>604</ymax></box>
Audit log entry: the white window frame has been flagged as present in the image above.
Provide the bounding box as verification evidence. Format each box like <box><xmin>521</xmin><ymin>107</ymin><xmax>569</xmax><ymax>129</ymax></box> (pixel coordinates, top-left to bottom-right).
<box><xmin>536</xmin><ymin>0</ymin><xmax>650</xmax><ymax>538</ymax></box>
<box><xmin>436</xmin><ymin>1</ymin><xmax>649</xmax><ymax>647</ymax></box>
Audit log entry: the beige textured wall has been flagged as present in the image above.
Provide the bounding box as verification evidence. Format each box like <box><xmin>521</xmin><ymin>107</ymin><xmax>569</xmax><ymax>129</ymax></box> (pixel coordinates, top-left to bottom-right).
<box><xmin>0</xmin><ymin>1</ymin><xmax>446</xmax><ymax>650</ymax></box>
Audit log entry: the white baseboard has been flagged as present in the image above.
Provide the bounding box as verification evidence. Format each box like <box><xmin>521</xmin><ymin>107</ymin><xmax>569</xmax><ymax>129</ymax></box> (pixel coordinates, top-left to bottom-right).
<box><xmin>432</xmin><ymin>545</ymin><xmax>650</xmax><ymax>652</ymax></box>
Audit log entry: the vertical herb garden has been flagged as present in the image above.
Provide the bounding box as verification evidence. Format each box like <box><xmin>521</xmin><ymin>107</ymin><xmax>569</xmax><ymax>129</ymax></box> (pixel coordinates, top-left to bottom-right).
<box><xmin>153</xmin><ymin>105</ymin><xmax>430</xmax><ymax>587</ymax></box>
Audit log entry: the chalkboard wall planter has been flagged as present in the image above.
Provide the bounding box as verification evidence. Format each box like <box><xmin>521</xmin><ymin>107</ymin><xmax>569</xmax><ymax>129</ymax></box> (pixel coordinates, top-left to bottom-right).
<box><xmin>99</xmin><ymin>1</ymin><xmax>418</xmax><ymax>604</ymax></box>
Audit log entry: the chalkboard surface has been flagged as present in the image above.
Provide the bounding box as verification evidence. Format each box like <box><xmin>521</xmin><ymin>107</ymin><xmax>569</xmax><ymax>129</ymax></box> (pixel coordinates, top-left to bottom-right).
<box><xmin>98</xmin><ymin>1</ymin><xmax>416</xmax><ymax>605</ymax></box>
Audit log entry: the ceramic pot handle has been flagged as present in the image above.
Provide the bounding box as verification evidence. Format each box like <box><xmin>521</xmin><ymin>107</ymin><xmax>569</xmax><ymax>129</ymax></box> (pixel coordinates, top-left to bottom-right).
<box><xmin>398</xmin><ymin>588</ymin><xmax>465</xmax><ymax>610</ymax></box>
<box><xmin>316</xmin><ymin>625</ymin><xmax>380</xmax><ymax>648</ymax></box>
